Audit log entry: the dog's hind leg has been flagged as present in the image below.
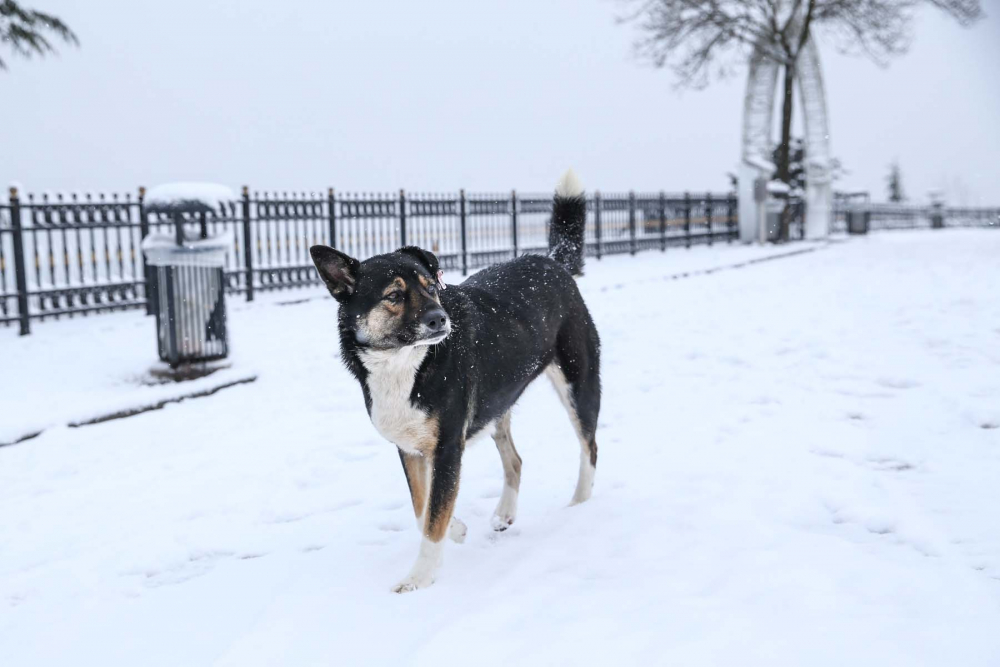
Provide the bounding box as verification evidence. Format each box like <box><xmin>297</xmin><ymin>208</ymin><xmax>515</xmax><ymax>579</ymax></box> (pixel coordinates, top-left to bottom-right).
<box><xmin>546</xmin><ymin>323</ymin><xmax>601</xmax><ymax>505</ymax></box>
<box><xmin>491</xmin><ymin>411</ymin><xmax>521</xmax><ymax>531</ymax></box>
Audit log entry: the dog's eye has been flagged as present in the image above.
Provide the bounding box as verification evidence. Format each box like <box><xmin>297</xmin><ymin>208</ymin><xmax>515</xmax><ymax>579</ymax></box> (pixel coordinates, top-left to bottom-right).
<box><xmin>384</xmin><ymin>291</ymin><xmax>404</xmax><ymax>304</ymax></box>
<box><xmin>426</xmin><ymin>284</ymin><xmax>437</xmax><ymax>295</ymax></box>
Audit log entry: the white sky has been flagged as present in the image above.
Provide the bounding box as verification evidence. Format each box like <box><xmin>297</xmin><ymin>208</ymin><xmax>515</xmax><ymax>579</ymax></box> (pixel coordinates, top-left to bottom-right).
<box><xmin>3</xmin><ymin>0</ymin><xmax>998</xmax><ymax>204</ymax></box>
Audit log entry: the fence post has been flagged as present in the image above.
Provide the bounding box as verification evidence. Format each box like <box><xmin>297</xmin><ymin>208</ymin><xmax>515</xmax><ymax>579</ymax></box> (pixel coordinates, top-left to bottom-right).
<box><xmin>9</xmin><ymin>187</ymin><xmax>30</xmax><ymax>335</ymax></box>
<box><xmin>328</xmin><ymin>188</ymin><xmax>337</xmax><ymax>248</ymax></box>
<box><xmin>659</xmin><ymin>191</ymin><xmax>667</xmax><ymax>252</ymax></box>
<box><xmin>459</xmin><ymin>189</ymin><xmax>468</xmax><ymax>276</ymax></box>
<box><xmin>684</xmin><ymin>191</ymin><xmax>692</xmax><ymax>249</ymax></box>
<box><xmin>399</xmin><ymin>189</ymin><xmax>407</xmax><ymax>247</ymax></box>
<box><xmin>510</xmin><ymin>190</ymin><xmax>518</xmax><ymax>259</ymax></box>
<box><xmin>138</xmin><ymin>186</ymin><xmax>157</xmax><ymax>316</ymax></box>
<box><xmin>628</xmin><ymin>191</ymin><xmax>637</xmax><ymax>255</ymax></box>
<box><xmin>727</xmin><ymin>193</ymin><xmax>736</xmax><ymax>243</ymax></box>
<box><xmin>594</xmin><ymin>191</ymin><xmax>603</xmax><ymax>260</ymax></box>
<box><xmin>706</xmin><ymin>192</ymin><xmax>713</xmax><ymax>246</ymax></box>
<box><xmin>242</xmin><ymin>186</ymin><xmax>254</xmax><ymax>302</ymax></box>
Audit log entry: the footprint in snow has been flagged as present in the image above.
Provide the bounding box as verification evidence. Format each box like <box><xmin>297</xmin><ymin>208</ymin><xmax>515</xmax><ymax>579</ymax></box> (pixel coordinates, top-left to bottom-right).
<box><xmin>867</xmin><ymin>457</ymin><xmax>915</xmax><ymax>472</ymax></box>
<box><xmin>876</xmin><ymin>377</ymin><xmax>921</xmax><ymax>390</ymax></box>
<box><xmin>358</xmin><ymin>538</ymin><xmax>389</xmax><ymax>547</ymax></box>
<box><xmin>378</xmin><ymin>522</ymin><xmax>406</xmax><ymax>533</ymax></box>
<box><xmin>865</xmin><ymin>521</ymin><xmax>895</xmax><ymax>536</ymax></box>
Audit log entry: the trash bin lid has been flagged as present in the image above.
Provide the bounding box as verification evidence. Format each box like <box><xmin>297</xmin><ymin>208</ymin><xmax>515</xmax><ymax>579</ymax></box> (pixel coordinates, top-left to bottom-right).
<box><xmin>142</xmin><ymin>228</ymin><xmax>233</xmax><ymax>267</ymax></box>
<box><xmin>145</xmin><ymin>182</ymin><xmax>237</xmax><ymax>215</ymax></box>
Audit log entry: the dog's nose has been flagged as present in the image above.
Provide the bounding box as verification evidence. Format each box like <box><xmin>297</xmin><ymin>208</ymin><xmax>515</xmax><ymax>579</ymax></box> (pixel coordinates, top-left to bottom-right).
<box><xmin>421</xmin><ymin>308</ymin><xmax>449</xmax><ymax>331</ymax></box>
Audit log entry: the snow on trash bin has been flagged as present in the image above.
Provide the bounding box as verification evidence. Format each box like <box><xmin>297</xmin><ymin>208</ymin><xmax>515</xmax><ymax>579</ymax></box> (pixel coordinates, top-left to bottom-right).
<box><xmin>144</xmin><ymin>182</ymin><xmax>237</xmax><ymax>214</ymax></box>
<box><xmin>142</xmin><ymin>229</ymin><xmax>233</xmax><ymax>268</ymax></box>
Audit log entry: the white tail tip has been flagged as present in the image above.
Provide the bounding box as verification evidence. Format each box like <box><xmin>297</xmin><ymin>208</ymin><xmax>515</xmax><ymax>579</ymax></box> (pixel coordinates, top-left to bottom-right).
<box><xmin>555</xmin><ymin>168</ymin><xmax>583</xmax><ymax>198</ymax></box>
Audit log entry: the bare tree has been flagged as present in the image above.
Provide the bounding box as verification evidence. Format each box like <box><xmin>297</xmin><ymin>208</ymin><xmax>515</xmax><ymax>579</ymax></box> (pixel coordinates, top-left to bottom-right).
<box><xmin>621</xmin><ymin>1</ymin><xmax>983</xmax><ymax>187</ymax></box>
<box><xmin>1</xmin><ymin>1</ymin><xmax>78</xmax><ymax>71</ymax></box>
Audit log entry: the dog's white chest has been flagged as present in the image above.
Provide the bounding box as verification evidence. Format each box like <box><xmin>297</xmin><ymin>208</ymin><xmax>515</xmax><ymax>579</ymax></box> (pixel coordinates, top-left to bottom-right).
<box><xmin>359</xmin><ymin>347</ymin><xmax>437</xmax><ymax>454</ymax></box>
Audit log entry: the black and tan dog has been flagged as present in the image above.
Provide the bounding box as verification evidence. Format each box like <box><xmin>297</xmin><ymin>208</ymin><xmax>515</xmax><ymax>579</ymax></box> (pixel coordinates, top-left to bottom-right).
<box><xmin>310</xmin><ymin>171</ymin><xmax>601</xmax><ymax>592</ymax></box>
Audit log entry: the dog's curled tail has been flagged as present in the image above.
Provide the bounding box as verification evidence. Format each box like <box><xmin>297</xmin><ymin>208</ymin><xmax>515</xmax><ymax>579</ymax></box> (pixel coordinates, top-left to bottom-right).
<box><xmin>549</xmin><ymin>168</ymin><xmax>587</xmax><ymax>277</ymax></box>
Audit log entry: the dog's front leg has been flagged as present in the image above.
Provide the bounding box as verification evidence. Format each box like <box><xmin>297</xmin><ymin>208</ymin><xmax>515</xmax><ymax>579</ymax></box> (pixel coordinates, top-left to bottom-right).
<box><xmin>392</xmin><ymin>437</ymin><xmax>462</xmax><ymax>593</ymax></box>
<box><xmin>399</xmin><ymin>450</ymin><xmax>429</xmax><ymax>529</ymax></box>
<box><xmin>399</xmin><ymin>450</ymin><xmax>467</xmax><ymax>543</ymax></box>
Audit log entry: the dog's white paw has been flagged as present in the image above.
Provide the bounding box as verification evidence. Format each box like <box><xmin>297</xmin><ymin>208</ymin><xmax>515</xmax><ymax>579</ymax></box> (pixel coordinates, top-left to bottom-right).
<box><xmin>490</xmin><ymin>514</ymin><xmax>515</xmax><ymax>531</ymax></box>
<box><xmin>491</xmin><ymin>511</ymin><xmax>516</xmax><ymax>531</ymax></box>
<box><xmin>391</xmin><ymin>572</ymin><xmax>434</xmax><ymax>594</ymax></box>
<box><xmin>392</xmin><ymin>537</ymin><xmax>442</xmax><ymax>593</ymax></box>
<box><xmin>492</xmin><ymin>492</ymin><xmax>517</xmax><ymax>531</ymax></box>
<box><xmin>448</xmin><ymin>517</ymin><xmax>467</xmax><ymax>544</ymax></box>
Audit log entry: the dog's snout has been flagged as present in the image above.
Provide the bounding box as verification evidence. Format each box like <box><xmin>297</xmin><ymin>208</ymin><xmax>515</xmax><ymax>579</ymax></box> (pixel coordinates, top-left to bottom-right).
<box><xmin>420</xmin><ymin>308</ymin><xmax>449</xmax><ymax>331</ymax></box>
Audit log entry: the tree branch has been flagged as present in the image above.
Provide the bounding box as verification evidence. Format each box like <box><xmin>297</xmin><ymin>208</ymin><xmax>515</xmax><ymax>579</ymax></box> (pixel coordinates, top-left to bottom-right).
<box><xmin>620</xmin><ymin>0</ymin><xmax>982</xmax><ymax>88</ymax></box>
<box><xmin>0</xmin><ymin>0</ymin><xmax>78</xmax><ymax>71</ymax></box>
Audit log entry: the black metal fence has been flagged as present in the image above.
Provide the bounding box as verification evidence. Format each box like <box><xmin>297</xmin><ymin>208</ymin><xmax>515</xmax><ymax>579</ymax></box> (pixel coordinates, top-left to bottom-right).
<box><xmin>832</xmin><ymin>201</ymin><xmax>1000</xmax><ymax>233</ymax></box>
<box><xmin>1</xmin><ymin>187</ymin><xmax>737</xmax><ymax>335</ymax></box>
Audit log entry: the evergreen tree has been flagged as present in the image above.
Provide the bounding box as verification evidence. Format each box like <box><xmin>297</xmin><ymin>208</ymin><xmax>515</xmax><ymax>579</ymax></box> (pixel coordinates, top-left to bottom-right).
<box><xmin>1</xmin><ymin>1</ymin><xmax>77</xmax><ymax>71</ymax></box>
<box><xmin>772</xmin><ymin>138</ymin><xmax>807</xmax><ymax>196</ymax></box>
<box><xmin>886</xmin><ymin>161</ymin><xmax>906</xmax><ymax>202</ymax></box>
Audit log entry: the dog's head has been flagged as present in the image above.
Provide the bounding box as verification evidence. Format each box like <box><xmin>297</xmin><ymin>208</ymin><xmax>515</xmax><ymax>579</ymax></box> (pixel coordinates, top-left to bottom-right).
<box><xmin>310</xmin><ymin>245</ymin><xmax>451</xmax><ymax>350</ymax></box>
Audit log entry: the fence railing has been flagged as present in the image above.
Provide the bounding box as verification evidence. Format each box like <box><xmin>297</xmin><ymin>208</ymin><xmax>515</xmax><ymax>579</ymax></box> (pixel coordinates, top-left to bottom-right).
<box><xmin>832</xmin><ymin>201</ymin><xmax>1000</xmax><ymax>233</ymax></box>
<box><xmin>1</xmin><ymin>187</ymin><xmax>737</xmax><ymax>335</ymax></box>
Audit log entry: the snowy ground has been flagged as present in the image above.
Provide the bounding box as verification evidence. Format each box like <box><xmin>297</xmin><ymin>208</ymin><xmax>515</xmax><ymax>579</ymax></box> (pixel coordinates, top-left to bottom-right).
<box><xmin>1</xmin><ymin>231</ymin><xmax>999</xmax><ymax>666</ymax></box>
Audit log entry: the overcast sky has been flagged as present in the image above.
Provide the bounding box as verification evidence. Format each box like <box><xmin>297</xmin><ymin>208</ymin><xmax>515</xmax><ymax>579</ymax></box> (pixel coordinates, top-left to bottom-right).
<box><xmin>3</xmin><ymin>1</ymin><xmax>998</xmax><ymax>204</ymax></box>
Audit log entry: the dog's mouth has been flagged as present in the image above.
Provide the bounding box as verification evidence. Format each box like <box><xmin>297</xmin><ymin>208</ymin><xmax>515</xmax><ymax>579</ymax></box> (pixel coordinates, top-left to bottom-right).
<box><xmin>413</xmin><ymin>326</ymin><xmax>451</xmax><ymax>346</ymax></box>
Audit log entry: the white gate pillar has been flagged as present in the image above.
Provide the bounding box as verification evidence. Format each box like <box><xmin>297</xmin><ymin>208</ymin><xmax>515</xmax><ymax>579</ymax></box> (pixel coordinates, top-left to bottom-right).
<box><xmin>805</xmin><ymin>171</ymin><xmax>832</xmax><ymax>239</ymax></box>
<box><xmin>740</xmin><ymin>28</ymin><xmax>832</xmax><ymax>241</ymax></box>
<box><xmin>798</xmin><ymin>39</ymin><xmax>833</xmax><ymax>239</ymax></box>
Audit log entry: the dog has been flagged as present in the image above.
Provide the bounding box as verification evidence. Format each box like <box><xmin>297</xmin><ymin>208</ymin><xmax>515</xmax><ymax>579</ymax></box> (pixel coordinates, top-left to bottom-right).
<box><xmin>309</xmin><ymin>170</ymin><xmax>601</xmax><ymax>592</ymax></box>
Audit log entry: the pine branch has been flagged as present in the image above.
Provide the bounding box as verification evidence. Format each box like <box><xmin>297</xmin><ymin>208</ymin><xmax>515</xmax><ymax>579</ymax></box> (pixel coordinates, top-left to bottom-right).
<box><xmin>0</xmin><ymin>0</ymin><xmax>79</xmax><ymax>71</ymax></box>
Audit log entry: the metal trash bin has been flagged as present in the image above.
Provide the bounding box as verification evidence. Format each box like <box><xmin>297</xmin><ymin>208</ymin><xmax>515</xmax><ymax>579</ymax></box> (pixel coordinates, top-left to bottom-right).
<box><xmin>765</xmin><ymin>198</ymin><xmax>785</xmax><ymax>242</ymax></box>
<box><xmin>930</xmin><ymin>201</ymin><xmax>945</xmax><ymax>229</ymax></box>
<box><xmin>142</xmin><ymin>229</ymin><xmax>231</xmax><ymax>367</ymax></box>
<box><xmin>847</xmin><ymin>209</ymin><xmax>870</xmax><ymax>235</ymax></box>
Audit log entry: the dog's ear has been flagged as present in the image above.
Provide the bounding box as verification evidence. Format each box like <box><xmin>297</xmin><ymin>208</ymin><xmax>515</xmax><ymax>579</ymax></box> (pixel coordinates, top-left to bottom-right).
<box><xmin>310</xmin><ymin>245</ymin><xmax>360</xmax><ymax>301</ymax></box>
<box><xmin>398</xmin><ymin>246</ymin><xmax>439</xmax><ymax>277</ymax></box>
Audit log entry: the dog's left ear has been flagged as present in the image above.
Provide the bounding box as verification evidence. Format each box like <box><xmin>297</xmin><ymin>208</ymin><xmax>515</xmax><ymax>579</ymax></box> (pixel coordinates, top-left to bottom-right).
<box><xmin>310</xmin><ymin>245</ymin><xmax>360</xmax><ymax>302</ymax></box>
<box><xmin>398</xmin><ymin>246</ymin><xmax>439</xmax><ymax>277</ymax></box>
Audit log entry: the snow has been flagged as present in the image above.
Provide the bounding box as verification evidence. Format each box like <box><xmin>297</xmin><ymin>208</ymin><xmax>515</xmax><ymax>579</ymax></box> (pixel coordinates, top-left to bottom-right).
<box><xmin>2</xmin><ymin>231</ymin><xmax>1000</xmax><ymax>666</ymax></box>
<box><xmin>745</xmin><ymin>156</ymin><xmax>777</xmax><ymax>173</ymax></box>
<box><xmin>144</xmin><ymin>182</ymin><xmax>237</xmax><ymax>212</ymax></box>
<box><xmin>141</xmin><ymin>229</ymin><xmax>234</xmax><ymax>267</ymax></box>
<box><xmin>0</xmin><ymin>242</ymin><xmax>800</xmax><ymax>446</ymax></box>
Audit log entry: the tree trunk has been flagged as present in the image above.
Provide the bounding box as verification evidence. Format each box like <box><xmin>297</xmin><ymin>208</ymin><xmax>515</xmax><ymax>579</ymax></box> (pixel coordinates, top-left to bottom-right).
<box><xmin>777</xmin><ymin>63</ymin><xmax>795</xmax><ymax>242</ymax></box>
